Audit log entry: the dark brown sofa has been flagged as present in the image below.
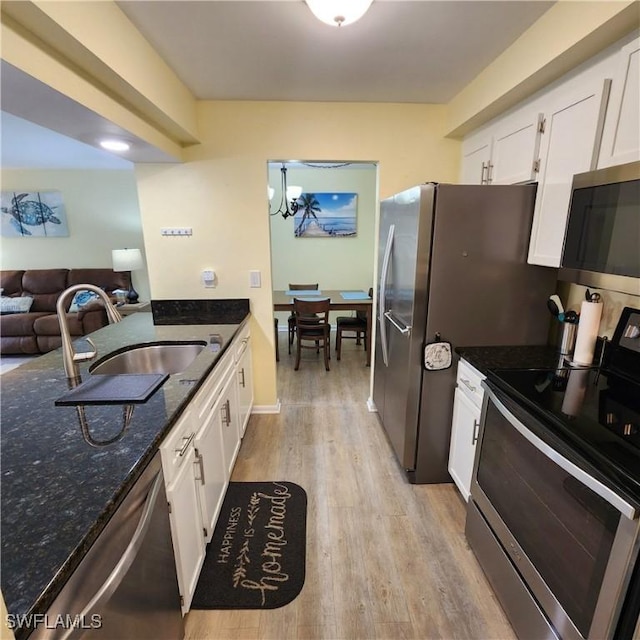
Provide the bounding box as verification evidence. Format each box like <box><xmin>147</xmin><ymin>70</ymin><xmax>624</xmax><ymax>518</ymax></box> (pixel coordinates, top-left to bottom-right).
<box><xmin>0</xmin><ymin>269</ymin><xmax>129</xmax><ymax>355</ymax></box>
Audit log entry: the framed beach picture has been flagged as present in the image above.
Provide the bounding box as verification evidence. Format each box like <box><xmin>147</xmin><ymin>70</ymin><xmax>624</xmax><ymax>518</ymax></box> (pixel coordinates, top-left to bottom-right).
<box><xmin>293</xmin><ymin>192</ymin><xmax>357</xmax><ymax>238</ymax></box>
<box><xmin>1</xmin><ymin>190</ymin><xmax>69</xmax><ymax>237</ymax></box>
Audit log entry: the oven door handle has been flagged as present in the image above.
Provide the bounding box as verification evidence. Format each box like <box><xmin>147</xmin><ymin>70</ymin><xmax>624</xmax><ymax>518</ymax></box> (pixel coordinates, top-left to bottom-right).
<box><xmin>486</xmin><ymin>386</ymin><xmax>638</xmax><ymax>520</ymax></box>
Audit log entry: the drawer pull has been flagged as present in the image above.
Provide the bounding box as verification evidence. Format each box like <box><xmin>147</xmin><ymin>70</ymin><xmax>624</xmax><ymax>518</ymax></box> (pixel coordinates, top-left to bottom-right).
<box><xmin>460</xmin><ymin>378</ymin><xmax>477</xmax><ymax>393</ymax></box>
<box><xmin>239</xmin><ymin>367</ymin><xmax>246</xmax><ymax>388</ymax></box>
<box><xmin>175</xmin><ymin>432</ymin><xmax>195</xmax><ymax>457</ymax></box>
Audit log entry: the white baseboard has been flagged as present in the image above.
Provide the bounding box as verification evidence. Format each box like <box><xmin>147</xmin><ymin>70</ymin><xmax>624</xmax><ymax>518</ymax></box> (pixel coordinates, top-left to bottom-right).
<box><xmin>251</xmin><ymin>400</ymin><xmax>281</xmax><ymax>414</ymax></box>
<box><xmin>366</xmin><ymin>396</ymin><xmax>377</xmax><ymax>413</ymax></box>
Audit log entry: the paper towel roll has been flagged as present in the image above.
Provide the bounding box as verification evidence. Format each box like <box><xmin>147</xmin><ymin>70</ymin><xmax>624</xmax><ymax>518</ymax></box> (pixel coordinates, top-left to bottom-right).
<box><xmin>573</xmin><ymin>301</ymin><xmax>603</xmax><ymax>366</ymax></box>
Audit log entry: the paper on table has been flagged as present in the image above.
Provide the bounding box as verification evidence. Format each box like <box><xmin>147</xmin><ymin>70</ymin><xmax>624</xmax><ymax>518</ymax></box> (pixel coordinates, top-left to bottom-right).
<box><xmin>285</xmin><ymin>289</ymin><xmax>322</xmax><ymax>296</ymax></box>
<box><xmin>340</xmin><ymin>291</ymin><xmax>370</xmax><ymax>300</ymax></box>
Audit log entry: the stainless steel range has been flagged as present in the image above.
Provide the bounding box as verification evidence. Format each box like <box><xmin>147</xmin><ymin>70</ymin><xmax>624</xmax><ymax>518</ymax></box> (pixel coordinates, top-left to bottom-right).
<box><xmin>467</xmin><ymin>306</ymin><xmax>640</xmax><ymax>639</ymax></box>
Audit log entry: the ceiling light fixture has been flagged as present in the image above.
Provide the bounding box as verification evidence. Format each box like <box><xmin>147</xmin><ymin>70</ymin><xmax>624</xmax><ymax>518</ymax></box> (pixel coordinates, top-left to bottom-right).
<box><xmin>305</xmin><ymin>0</ymin><xmax>374</xmax><ymax>27</ymax></box>
<box><xmin>99</xmin><ymin>139</ymin><xmax>130</xmax><ymax>152</ymax></box>
<box><xmin>269</xmin><ymin>163</ymin><xmax>303</xmax><ymax>219</ymax></box>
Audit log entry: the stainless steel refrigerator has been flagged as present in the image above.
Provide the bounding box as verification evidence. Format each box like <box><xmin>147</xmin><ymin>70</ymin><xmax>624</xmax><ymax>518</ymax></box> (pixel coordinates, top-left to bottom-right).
<box><xmin>373</xmin><ymin>183</ymin><xmax>557</xmax><ymax>483</ymax></box>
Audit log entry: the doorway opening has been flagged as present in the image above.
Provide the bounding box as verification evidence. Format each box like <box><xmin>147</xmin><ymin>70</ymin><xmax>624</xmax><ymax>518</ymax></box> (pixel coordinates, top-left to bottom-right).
<box><xmin>267</xmin><ymin>160</ymin><xmax>378</xmax><ymax>404</ymax></box>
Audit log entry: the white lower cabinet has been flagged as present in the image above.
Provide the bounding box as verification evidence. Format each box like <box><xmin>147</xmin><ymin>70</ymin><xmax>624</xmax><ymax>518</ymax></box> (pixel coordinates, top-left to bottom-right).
<box><xmin>448</xmin><ymin>359</ymin><xmax>485</xmax><ymax>502</ymax></box>
<box><xmin>192</xmin><ymin>349</ymin><xmax>234</xmax><ymax>543</ymax></box>
<box><xmin>219</xmin><ymin>371</ymin><xmax>241</xmax><ymax>476</ymax></box>
<box><xmin>193</xmin><ymin>386</ymin><xmax>229</xmax><ymax>543</ymax></box>
<box><xmin>165</xmin><ymin>439</ymin><xmax>206</xmax><ymax>614</ymax></box>
<box><xmin>161</xmin><ymin>323</ymin><xmax>254</xmax><ymax>614</ymax></box>
<box><xmin>235</xmin><ymin>328</ymin><xmax>253</xmax><ymax>437</ymax></box>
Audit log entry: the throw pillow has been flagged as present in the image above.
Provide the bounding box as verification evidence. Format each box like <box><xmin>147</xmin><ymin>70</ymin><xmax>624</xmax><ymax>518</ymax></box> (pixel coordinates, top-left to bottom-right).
<box><xmin>68</xmin><ymin>290</ymin><xmax>101</xmax><ymax>313</ymax></box>
<box><xmin>0</xmin><ymin>296</ymin><xmax>34</xmax><ymax>314</ymax></box>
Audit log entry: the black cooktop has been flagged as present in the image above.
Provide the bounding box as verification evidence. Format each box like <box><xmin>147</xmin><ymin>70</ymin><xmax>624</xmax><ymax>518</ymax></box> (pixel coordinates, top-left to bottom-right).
<box><xmin>488</xmin><ymin>306</ymin><xmax>640</xmax><ymax>502</ymax></box>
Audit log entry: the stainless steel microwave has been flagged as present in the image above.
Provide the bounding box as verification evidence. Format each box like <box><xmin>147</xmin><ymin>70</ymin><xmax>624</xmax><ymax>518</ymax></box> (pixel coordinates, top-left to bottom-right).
<box><xmin>559</xmin><ymin>160</ymin><xmax>640</xmax><ymax>296</ymax></box>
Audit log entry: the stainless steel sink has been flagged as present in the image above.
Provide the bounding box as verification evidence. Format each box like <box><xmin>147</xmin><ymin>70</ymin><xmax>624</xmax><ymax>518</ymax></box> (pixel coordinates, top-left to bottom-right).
<box><xmin>90</xmin><ymin>341</ymin><xmax>207</xmax><ymax>375</ymax></box>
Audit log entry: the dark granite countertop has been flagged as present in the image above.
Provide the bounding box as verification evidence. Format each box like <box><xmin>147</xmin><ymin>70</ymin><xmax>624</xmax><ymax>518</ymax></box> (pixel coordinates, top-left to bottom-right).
<box><xmin>455</xmin><ymin>344</ymin><xmax>563</xmax><ymax>376</ymax></box>
<box><xmin>0</xmin><ymin>309</ymin><xmax>249</xmax><ymax>629</ymax></box>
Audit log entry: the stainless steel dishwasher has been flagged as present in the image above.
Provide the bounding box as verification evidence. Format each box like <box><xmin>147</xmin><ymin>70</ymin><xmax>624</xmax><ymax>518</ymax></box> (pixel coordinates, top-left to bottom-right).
<box><xmin>30</xmin><ymin>453</ymin><xmax>184</xmax><ymax>640</ymax></box>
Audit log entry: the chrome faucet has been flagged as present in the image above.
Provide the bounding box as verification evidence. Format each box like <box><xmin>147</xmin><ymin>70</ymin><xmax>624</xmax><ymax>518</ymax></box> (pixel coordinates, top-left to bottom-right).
<box><xmin>56</xmin><ymin>284</ymin><xmax>123</xmax><ymax>384</ymax></box>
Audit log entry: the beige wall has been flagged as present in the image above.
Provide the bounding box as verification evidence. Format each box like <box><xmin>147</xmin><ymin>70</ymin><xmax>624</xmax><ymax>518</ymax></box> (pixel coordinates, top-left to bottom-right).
<box><xmin>135</xmin><ymin>101</ymin><xmax>458</xmax><ymax>406</ymax></box>
<box><xmin>1</xmin><ymin>169</ymin><xmax>150</xmax><ymax>301</ymax></box>
<box><xmin>269</xmin><ymin>164</ymin><xmax>377</xmax><ymax>326</ymax></box>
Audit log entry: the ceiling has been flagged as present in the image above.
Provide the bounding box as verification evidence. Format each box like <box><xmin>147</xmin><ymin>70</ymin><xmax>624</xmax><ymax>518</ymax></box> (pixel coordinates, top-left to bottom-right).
<box><xmin>1</xmin><ymin>0</ymin><xmax>556</xmax><ymax>168</ymax></box>
<box><xmin>116</xmin><ymin>0</ymin><xmax>555</xmax><ymax>104</ymax></box>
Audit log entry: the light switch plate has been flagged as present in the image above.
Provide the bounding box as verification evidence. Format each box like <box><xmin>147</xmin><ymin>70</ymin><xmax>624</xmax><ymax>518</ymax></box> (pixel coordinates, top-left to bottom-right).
<box><xmin>202</xmin><ymin>269</ymin><xmax>215</xmax><ymax>287</ymax></box>
<box><xmin>249</xmin><ymin>270</ymin><xmax>261</xmax><ymax>288</ymax></box>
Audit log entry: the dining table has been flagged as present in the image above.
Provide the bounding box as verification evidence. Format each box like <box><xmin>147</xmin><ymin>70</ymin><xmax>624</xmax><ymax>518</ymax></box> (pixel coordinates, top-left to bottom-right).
<box><xmin>273</xmin><ymin>289</ymin><xmax>373</xmax><ymax>366</ymax></box>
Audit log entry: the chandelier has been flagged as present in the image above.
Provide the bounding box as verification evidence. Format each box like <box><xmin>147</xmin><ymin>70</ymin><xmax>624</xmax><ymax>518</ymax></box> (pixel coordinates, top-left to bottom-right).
<box><xmin>269</xmin><ymin>163</ymin><xmax>303</xmax><ymax>219</ymax></box>
<box><xmin>305</xmin><ymin>0</ymin><xmax>374</xmax><ymax>27</ymax></box>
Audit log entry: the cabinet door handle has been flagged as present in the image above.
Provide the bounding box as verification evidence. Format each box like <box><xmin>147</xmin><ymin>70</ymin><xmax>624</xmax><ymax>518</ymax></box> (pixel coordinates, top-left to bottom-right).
<box><xmin>222</xmin><ymin>399</ymin><xmax>231</xmax><ymax>426</ymax></box>
<box><xmin>195</xmin><ymin>449</ymin><xmax>206</xmax><ymax>485</ymax></box>
<box><xmin>486</xmin><ymin>162</ymin><xmax>493</xmax><ymax>184</ymax></box>
<box><xmin>472</xmin><ymin>419</ymin><xmax>480</xmax><ymax>445</ymax></box>
<box><xmin>460</xmin><ymin>378</ymin><xmax>477</xmax><ymax>393</ymax></box>
<box><xmin>239</xmin><ymin>367</ymin><xmax>246</xmax><ymax>388</ymax></box>
<box><xmin>480</xmin><ymin>162</ymin><xmax>488</xmax><ymax>184</ymax></box>
<box><xmin>175</xmin><ymin>432</ymin><xmax>195</xmax><ymax>457</ymax></box>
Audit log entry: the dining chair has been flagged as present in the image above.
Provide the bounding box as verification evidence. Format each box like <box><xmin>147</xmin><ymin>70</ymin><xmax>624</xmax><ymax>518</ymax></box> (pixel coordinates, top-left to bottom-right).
<box><xmin>335</xmin><ymin>287</ymin><xmax>373</xmax><ymax>361</ymax></box>
<box><xmin>293</xmin><ymin>297</ymin><xmax>331</xmax><ymax>371</ymax></box>
<box><xmin>287</xmin><ymin>283</ymin><xmax>319</xmax><ymax>354</ymax></box>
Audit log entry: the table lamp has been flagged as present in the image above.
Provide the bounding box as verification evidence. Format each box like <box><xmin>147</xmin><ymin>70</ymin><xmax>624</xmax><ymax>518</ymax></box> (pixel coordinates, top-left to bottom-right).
<box><xmin>112</xmin><ymin>248</ymin><xmax>143</xmax><ymax>303</ymax></box>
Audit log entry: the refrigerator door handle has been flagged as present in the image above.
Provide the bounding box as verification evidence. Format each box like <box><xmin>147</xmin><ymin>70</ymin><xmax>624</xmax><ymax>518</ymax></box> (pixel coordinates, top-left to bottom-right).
<box><xmin>384</xmin><ymin>310</ymin><xmax>412</xmax><ymax>336</ymax></box>
<box><xmin>379</xmin><ymin>224</ymin><xmax>395</xmax><ymax>366</ymax></box>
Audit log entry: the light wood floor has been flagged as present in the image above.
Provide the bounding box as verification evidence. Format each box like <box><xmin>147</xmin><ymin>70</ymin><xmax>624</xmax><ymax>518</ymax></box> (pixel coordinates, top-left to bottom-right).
<box><xmin>185</xmin><ymin>332</ymin><xmax>515</xmax><ymax>640</ymax></box>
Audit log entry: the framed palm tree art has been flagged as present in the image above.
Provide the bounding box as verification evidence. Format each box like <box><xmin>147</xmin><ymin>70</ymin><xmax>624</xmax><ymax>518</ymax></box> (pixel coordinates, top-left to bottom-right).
<box><xmin>293</xmin><ymin>192</ymin><xmax>357</xmax><ymax>238</ymax></box>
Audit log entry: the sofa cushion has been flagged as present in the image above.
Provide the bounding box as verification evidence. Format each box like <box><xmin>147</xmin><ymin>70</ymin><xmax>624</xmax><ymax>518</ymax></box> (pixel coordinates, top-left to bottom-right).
<box><xmin>22</xmin><ymin>269</ymin><xmax>69</xmax><ymax>313</ymax></box>
<box><xmin>37</xmin><ymin>336</ymin><xmax>63</xmax><ymax>353</ymax></box>
<box><xmin>1</xmin><ymin>311</ymin><xmax>51</xmax><ymax>335</ymax></box>
<box><xmin>0</xmin><ymin>296</ymin><xmax>34</xmax><ymax>314</ymax></box>
<box><xmin>1</xmin><ymin>335</ymin><xmax>40</xmax><ymax>355</ymax></box>
<box><xmin>0</xmin><ymin>271</ymin><xmax>25</xmax><ymax>296</ymax></box>
<box><xmin>34</xmin><ymin>313</ymin><xmax>85</xmax><ymax>337</ymax></box>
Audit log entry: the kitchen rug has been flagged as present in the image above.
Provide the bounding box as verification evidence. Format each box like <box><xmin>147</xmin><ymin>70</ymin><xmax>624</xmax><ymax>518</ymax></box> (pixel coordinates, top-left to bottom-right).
<box><xmin>191</xmin><ymin>481</ymin><xmax>307</xmax><ymax>610</ymax></box>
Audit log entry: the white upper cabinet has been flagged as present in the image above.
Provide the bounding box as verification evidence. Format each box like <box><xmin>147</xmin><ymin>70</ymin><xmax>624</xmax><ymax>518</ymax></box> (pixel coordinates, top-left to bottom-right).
<box><xmin>527</xmin><ymin>78</ymin><xmax>611</xmax><ymax>267</ymax></box>
<box><xmin>459</xmin><ymin>111</ymin><xmax>543</xmax><ymax>185</ymax></box>
<box><xmin>460</xmin><ymin>134</ymin><xmax>492</xmax><ymax>184</ymax></box>
<box><xmin>459</xmin><ymin>33</ymin><xmax>636</xmax><ymax>270</ymax></box>
<box><xmin>490</xmin><ymin>112</ymin><xmax>544</xmax><ymax>184</ymax></box>
<box><xmin>598</xmin><ymin>36</ymin><xmax>640</xmax><ymax>168</ymax></box>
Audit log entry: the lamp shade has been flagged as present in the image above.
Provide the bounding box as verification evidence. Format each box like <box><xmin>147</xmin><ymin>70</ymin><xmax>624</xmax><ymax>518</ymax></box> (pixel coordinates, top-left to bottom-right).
<box><xmin>305</xmin><ymin>0</ymin><xmax>373</xmax><ymax>26</ymax></box>
<box><xmin>112</xmin><ymin>248</ymin><xmax>143</xmax><ymax>272</ymax></box>
<box><xmin>286</xmin><ymin>185</ymin><xmax>303</xmax><ymax>201</ymax></box>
